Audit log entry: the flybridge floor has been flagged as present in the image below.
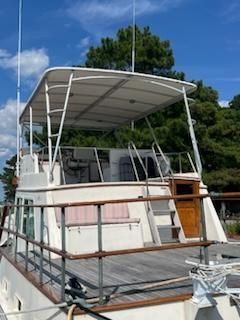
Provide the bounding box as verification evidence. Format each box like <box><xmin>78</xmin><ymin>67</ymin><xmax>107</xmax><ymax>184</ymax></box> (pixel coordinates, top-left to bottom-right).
<box><xmin>8</xmin><ymin>243</ymin><xmax>240</xmax><ymax>306</ymax></box>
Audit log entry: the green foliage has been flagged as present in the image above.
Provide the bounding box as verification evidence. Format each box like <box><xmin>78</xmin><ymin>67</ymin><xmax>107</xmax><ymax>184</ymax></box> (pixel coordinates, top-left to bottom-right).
<box><xmin>229</xmin><ymin>94</ymin><xmax>240</xmax><ymax>109</ymax></box>
<box><xmin>225</xmin><ymin>222</ymin><xmax>240</xmax><ymax>236</ymax></box>
<box><xmin>191</xmin><ymin>80</ymin><xmax>218</xmax><ymax>103</ymax></box>
<box><xmin>85</xmin><ymin>25</ymin><xmax>177</xmax><ymax>76</ymax></box>
<box><xmin>0</xmin><ymin>155</ymin><xmax>17</xmax><ymax>201</ymax></box>
<box><xmin>33</xmin><ymin>127</ymin><xmax>116</xmax><ymax>149</ymax></box>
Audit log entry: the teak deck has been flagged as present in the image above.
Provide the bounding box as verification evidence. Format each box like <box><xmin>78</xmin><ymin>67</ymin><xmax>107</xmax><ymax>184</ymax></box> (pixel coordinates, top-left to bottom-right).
<box><xmin>4</xmin><ymin>243</ymin><xmax>240</xmax><ymax>307</ymax></box>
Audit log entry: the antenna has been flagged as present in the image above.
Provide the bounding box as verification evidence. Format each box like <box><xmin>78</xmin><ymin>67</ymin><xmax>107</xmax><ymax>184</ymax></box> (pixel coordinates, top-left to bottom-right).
<box><xmin>131</xmin><ymin>0</ymin><xmax>136</xmax><ymax>131</ymax></box>
<box><xmin>16</xmin><ymin>0</ymin><xmax>23</xmax><ymax>177</ymax></box>
<box><xmin>131</xmin><ymin>0</ymin><xmax>136</xmax><ymax>72</ymax></box>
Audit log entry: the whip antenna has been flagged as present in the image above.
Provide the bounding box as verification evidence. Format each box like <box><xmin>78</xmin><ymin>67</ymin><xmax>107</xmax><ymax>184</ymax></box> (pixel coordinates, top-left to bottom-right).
<box><xmin>16</xmin><ymin>0</ymin><xmax>23</xmax><ymax>177</ymax></box>
<box><xmin>131</xmin><ymin>0</ymin><xmax>136</xmax><ymax>131</ymax></box>
<box><xmin>131</xmin><ymin>0</ymin><xmax>136</xmax><ymax>72</ymax></box>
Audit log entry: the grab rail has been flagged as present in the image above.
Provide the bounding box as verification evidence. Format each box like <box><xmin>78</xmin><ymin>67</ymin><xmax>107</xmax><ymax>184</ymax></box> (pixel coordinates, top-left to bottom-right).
<box><xmin>0</xmin><ymin>193</ymin><xmax>211</xmax><ymax>304</ymax></box>
<box><xmin>128</xmin><ymin>141</ymin><xmax>148</xmax><ymax>181</ymax></box>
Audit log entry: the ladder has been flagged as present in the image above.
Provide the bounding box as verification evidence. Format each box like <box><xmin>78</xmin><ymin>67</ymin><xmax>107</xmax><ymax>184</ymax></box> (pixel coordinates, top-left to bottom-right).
<box><xmin>143</xmin><ymin>187</ymin><xmax>186</xmax><ymax>245</ymax></box>
<box><xmin>128</xmin><ymin>142</ymin><xmax>161</xmax><ymax>243</ymax></box>
<box><xmin>128</xmin><ymin>142</ymin><xmax>186</xmax><ymax>244</ymax></box>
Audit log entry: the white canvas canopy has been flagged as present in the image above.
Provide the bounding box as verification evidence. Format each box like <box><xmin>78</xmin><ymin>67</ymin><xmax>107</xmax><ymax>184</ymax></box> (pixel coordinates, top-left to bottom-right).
<box><xmin>20</xmin><ymin>67</ymin><xmax>196</xmax><ymax>131</ymax></box>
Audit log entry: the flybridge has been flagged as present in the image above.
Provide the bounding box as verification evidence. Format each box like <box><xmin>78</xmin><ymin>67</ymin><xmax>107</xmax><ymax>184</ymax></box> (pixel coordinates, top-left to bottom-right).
<box><xmin>20</xmin><ymin>67</ymin><xmax>196</xmax><ymax>129</ymax></box>
<box><xmin>19</xmin><ymin>67</ymin><xmax>201</xmax><ymax>182</ymax></box>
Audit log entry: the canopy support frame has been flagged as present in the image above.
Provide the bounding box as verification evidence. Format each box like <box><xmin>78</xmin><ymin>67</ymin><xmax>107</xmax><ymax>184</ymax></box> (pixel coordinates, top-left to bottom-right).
<box><xmin>182</xmin><ymin>87</ymin><xmax>202</xmax><ymax>177</ymax></box>
<box><xmin>45</xmin><ymin>72</ymin><xmax>74</xmax><ymax>182</ymax></box>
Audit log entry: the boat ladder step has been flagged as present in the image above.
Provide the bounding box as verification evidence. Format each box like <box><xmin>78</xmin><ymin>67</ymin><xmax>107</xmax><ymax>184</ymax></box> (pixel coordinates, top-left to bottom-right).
<box><xmin>157</xmin><ymin>225</ymin><xmax>181</xmax><ymax>243</ymax></box>
<box><xmin>157</xmin><ymin>225</ymin><xmax>181</xmax><ymax>230</ymax></box>
<box><xmin>152</xmin><ymin>209</ymin><xmax>175</xmax><ymax>216</ymax></box>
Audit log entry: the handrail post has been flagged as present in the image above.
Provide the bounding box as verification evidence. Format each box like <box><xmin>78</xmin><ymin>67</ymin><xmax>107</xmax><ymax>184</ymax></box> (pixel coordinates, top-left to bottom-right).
<box><xmin>151</xmin><ymin>143</ymin><xmax>164</xmax><ymax>181</ymax></box>
<box><xmin>25</xmin><ymin>204</ymin><xmax>29</xmax><ymax>271</ymax></box>
<box><xmin>186</xmin><ymin>152</ymin><xmax>197</xmax><ymax>173</ymax></box>
<box><xmin>200</xmin><ymin>198</ymin><xmax>209</xmax><ymax>265</ymax></box>
<box><xmin>61</xmin><ymin>207</ymin><xmax>66</xmax><ymax>302</ymax></box>
<box><xmin>97</xmin><ymin>204</ymin><xmax>104</xmax><ymax>304</ymax></box>
<box><xmin>7</xmin><ymin>206</ymin><xmax>11</xmax><ymax>246</ymax></box>
<box><xmin>179</xmin><ymin>153</ymin><xmax>182</xmax><ymax>173</ymax></box>
<box><xmin>0</xmin><ymin>206</ymin><xmax>8</xmax><ymax>243</ymax></box>
<box><xmin>128</xmin><ymin>142</ymin><xmax>139</xmax><ymax>181</ymax></box>
<box><xmin>94</xmin><ymin>147</ymin><xmax>104</xmax><ymax>182</ymax></box>
<box><xmin>39</xmin><ymin>207</ymin><xmax>44</xmax><ymax>284</ymax></box>
<box><xmin>14</xmin><ymin>205</ymin><xmax>20</xmax><ymax>261</ymax></box>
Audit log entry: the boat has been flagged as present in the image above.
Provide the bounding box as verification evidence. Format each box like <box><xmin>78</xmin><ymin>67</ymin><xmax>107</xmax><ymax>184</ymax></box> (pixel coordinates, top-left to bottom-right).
<box><xmin>0</xmin><ymin>67</ymin><xmax>239</xmax><ymax>319</ymax></box>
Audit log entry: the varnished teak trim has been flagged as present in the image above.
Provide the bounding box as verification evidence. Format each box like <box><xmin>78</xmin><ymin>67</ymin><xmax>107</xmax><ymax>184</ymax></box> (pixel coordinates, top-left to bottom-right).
<box><xmin>3</xmin><ymin>193</ymin><xmax>209</xmax><ymax>208</ymax></box>
<box><xmin>0</xmin><ymin>228</ymin><xmax>212</xmax><ymax>259</ymax></box>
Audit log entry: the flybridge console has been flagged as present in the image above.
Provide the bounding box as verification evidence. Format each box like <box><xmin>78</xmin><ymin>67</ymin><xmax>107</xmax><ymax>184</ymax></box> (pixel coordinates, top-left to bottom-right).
<box><xmin>26</xmin><ymin>146</ymin><xmax>196</xmax><ymax>186</ymax></box>
<box><xmin>40</xmin><ymin>147</ymin><xmax>166</xmax><ymax>185</ymax></box>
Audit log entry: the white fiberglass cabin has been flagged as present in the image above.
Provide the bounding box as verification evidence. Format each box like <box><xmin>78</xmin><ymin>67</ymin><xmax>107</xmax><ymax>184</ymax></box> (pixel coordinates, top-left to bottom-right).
<box><xmin>14</xmin><ymin>67</ymin><xmax>226</xmax><ymax>254</ymax></box>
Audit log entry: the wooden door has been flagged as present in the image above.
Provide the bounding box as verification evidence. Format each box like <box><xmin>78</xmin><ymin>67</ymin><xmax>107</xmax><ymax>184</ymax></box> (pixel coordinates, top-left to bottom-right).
<box><xmin>172</xmin><ymin>179</ymin><xmax>200</xmax><ymax>238</ymax></box>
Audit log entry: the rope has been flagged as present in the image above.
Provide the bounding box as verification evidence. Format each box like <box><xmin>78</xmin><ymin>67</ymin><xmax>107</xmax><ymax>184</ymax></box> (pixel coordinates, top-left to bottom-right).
<box><xmin>87</xmin><ymin>275</ymin><xmax>189</xmax><ymax>304</ymax></box>
<box><xmin>190</xmin><ymin>264</ymin><xmax>240</xmax><ymax>306</ymax></box>
<box><xmin>67</xmin><ymin>304</ymin><xmax>77</xmax><ymax>320</ymax></box>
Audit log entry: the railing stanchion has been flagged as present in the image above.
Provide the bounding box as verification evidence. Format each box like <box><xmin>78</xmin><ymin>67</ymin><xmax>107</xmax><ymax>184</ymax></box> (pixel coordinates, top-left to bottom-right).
<box><xmin>14</xmin><ymin>206</ymin><xmax>19</xmax><ymax>261</ymax></box>
<box><xmin>39</xmin><ymin>207</ymin><xmax>44</xmax><ymax>284</ymax></box>
<box><xmin>97</xmin><ymin>204</ymin><xmax>104</xmax><ymax>304</ymax></box>
<box><xmin>0</xmin><ymin>206</ymin><xmax>9</xmax><ymax>244</ymax></box>
<box><xmin>25</xmin><ymin>238</ymin><xmax>29</xmax><ymax>271</ymax></box>
<box><xmin>7</xmin><ymin>206</ymin><xmax>11</xmax><ymax>245</ymax></box>
<box><xmin>200</xmin><ymin>198</ymin><xmax>209</xmax><ymax>265</ymax></box>
<box><xmin>61</xmin><ymin>206</ymin><xmax>66</xmax><ymax>302</ymax></box>
<box><xmin>25</xmin><ymin>205</ymin><xmax>30</xmax><ymax>271</ymax></box>
<box><xmin>179</xmin><ymin>153</ymin><xmax>182</xmax><ymax>173</ymax></box>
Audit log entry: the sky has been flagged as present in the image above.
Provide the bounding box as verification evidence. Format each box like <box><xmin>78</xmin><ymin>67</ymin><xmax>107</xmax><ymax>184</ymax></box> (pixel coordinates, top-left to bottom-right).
<box><xmin>0</xmin><ymin>0</ymin><xmax>240</xmax><ymax>199</ymax></box>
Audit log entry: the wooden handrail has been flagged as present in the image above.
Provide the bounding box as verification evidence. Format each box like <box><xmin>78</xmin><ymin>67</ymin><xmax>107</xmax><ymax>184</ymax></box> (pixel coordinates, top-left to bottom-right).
<box><xmin>0</xmin><ymin>227</ymin><xmax>212</xmax><ymax>260</ymax></box>
<box><xmin>3</xmin><ymin>193</ymin><xmax>209</xmax><ymax>209</ymax></box>
<box><xmin>210</xmin><ymin>192</ymin><xmax>240</xmax><ymax>200</ymax></box>
<box><xmin>66</xmin><ymin>241</ymin><xmax>212</xmax><ymax>260</ymax></box>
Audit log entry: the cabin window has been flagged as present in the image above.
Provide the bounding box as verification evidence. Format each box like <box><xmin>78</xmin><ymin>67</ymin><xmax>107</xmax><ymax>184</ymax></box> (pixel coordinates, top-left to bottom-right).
<box><xmin>175</xmin><ymin>183</ymin><xmax>194</xmax><ymax>202</ymax></box>
<box><xmin>176</xmin><ymin>183</ymin><xmax>193</xmax><ymax>195</ymax></box>
<box><xmin>15</xmin><ymin>198</ymin><xmax>22</xmax><ymax>231</ymax></box>
<box><xmin>2</xmin><ymin>279</ymin><xmax>8</xmax><ymax>296</ymax></box>
<box><xmin>22</xmin><ymin>199</ymin><xmax>35</xmax><ymax>238</ymax></box>
<box><xmin>14</xmin><ymin>295</ymin><xmax>22</xmax><ymax>311</ymax></box>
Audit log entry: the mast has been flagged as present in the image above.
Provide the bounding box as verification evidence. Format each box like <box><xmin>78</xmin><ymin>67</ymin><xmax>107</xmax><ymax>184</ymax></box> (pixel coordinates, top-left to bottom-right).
<box><xmin>131</xmin><ymin>0</ymin><xmax>136</xmax><ymax>131</ymax></box>
<box><xmin>16</xmin><ymin>0</ymin><xmax>23</xmax><ymax>177</ymax></box>
<box><xmin>131</xmin><ymin>0</ymin><xmax>136</xmax><ymax>72</ymax></box>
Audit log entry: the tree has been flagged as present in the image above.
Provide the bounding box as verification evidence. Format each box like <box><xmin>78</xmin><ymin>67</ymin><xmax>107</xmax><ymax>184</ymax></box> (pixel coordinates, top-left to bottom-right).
<box><xmin>85</xmin><ymin>25</ymin><xmax>184</xmax><ymax>78</ymax></box>
<box><xmin>229</xmin><ymin>94</ymin><xmax>240</xmax><ymax>109</ymax></box>
<box><xmin>189</xmin><ymin>84</ymin><xmax>240</xmax><ymax>191</ymax></box>
<box><xmin>191</xmin><ymin>80</ymin><xmax>218</xmax><ymax>104</ymax></box>
<box><xmin>0</xmin><ymin>155</ymin><xmax>17</xmax><ymax>202</ymax></box>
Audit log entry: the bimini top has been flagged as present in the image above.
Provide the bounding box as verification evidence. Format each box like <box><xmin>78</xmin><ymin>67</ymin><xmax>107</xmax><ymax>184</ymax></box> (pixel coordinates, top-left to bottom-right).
<box><xmin>20</xmin><ymin>67</ymin><xmax>196</xmax><ymax>131</ymax></box>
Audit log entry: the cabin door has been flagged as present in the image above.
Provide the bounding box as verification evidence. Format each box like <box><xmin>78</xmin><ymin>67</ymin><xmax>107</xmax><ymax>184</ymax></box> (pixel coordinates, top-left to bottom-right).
<box><xmin>172</xmin><ymin>179</ymin><xmax>200</xmax><ymax>238</ymax></box>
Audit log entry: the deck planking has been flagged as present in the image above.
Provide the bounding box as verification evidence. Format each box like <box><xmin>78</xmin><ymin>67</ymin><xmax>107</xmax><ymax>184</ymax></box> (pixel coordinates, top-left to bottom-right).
<box><xmin>9</xmin><ymin>243</ymin><xmax>240</xmax><ymax>306</ymax></box>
